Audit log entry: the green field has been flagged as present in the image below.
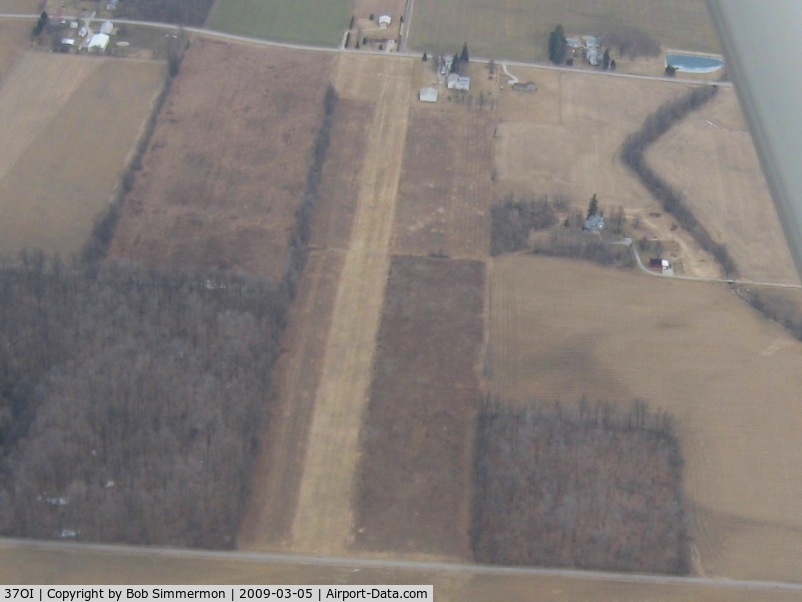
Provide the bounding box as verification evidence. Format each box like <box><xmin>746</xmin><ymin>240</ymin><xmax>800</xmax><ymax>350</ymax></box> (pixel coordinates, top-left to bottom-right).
<box><xmin>207</xmin><ymin>0</ymin><xmax>353</xmax><ymax>46</ymax></box>
<box><xmin>408</xmin><ymin>0</ymin><xmax>720</xmax><ymax>63</ymax></box>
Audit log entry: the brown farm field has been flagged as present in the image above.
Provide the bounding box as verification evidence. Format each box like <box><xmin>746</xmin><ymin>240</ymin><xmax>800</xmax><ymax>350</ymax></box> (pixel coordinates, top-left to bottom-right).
<box><xmin>109</xmin><ymin>38</ymin><xmax>334</xmax><ymax>280</ymax></box>
<box><xmin>391</xmin><ymin>106</ymin><xmax>494</xmax><ymax>259</ymax></box>
<box><xmin>488</xmin><ymin>254</ymin><xmax>802</xmax><ymax>582</ymax></box>
<box><xmin>0</xmin><ymin>20</ymin><xmax>31</xmax><ymax>80</ymax></box>
<box><xmin>0</xmin><ymin>0</ymin><xmax>40</xmax><ymax>14</ymax></box>
<box><xmin>408</xmin><ymin>0</ymin><xmax>720</xmax><ymax>63</ymax></box>
<box><xmin>493</xmin><ymin>69</ymin><xmax>738</xmax><ymax>277</ymax></box>
<box><xmin>356</xmin><ymin>256</ymin><xmax>484</xmax><ymax>558</ymax></box>
<box><xmin>646</xmin><ymin>87</ymin><xmax>800</xmax><ymax>284</ymax></box>
<box><xmin>495</xmin><ymin>69</ymin><xmax>683</xmax><ymax>207</ymax></box>
<box><xmin>0</xmin><ymin>53</ymin><xmax>165</xmax><ymax>258</ymax></box>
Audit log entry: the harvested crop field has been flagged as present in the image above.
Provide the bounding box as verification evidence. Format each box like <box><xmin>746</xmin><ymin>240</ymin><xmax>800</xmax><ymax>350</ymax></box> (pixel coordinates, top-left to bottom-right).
<box><xmin>646</xmin><ymin>87</ymin><xmax>799</xmax><ymax>284</ymax></box>
<box><xmin>0</xmin><ymin>53</ymin><xmax>164</xmax><ymax>258</ymax></box>
<box><xmin>0</xmin><ymin>20</ymin><xmax>30</xmax><ymax>80</ymax></box>
<box><xmin>494</xmin><ymin>70</ymin><xmax>686</xmax><ymax>211</ymax></box>
<box><xmin>207</xmin><ymin>0</ymin><xmax>352</xmax><ymax>46</ymax></box>
<box><xmin>391</xmin><ymin>108</ymin><xmax>494</xmax><ymax>259</ymax></box>
<box><xmin>110</xmin><ymin>39</ymin><xmax>334</xmax><ymax>279</ymax></box>
<box><xmin>356</xmin><ymin>256</ymin><xmax>484</xmax><ymax>558</ymax></box>
<box><xmin>408</xmin><ymin>0</ymin><xmax>719</xmax><ymax>63</ymax></box>
<box><xmin>1</xmin><ymin>0</ymin><xmax>39</xmax><ymax>14</ymax></box>
<box><xmin>488</xmin><ymin>254</ymin><xmax>802</xmax><ymax>582</ymax></box>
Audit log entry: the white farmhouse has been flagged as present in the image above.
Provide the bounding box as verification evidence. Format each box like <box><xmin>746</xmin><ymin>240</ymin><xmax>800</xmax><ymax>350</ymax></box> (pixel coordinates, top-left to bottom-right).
<box><xmin>447</xmin><ymin>73</ymin><xmax>470</xmax><ymax>91</ymax></box>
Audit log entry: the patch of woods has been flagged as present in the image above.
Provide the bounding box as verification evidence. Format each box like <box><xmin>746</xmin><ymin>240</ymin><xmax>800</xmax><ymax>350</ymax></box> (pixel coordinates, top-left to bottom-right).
<box><xmin>0</xmin><ymin>77</ymin><xmax>341</xmax><ymax>547</ymax></box>
<box><xmin>472</xmin><ymin>399</ymin><xmax>688</xmax><ymax>575</ymax></box>
<box><xmin>116</xmin><ymin>0</ymin><xmax>215</xmax><ymax>26</ymax></box>
<box><xmin>621</xmin><ymin>85</ymin><xmax>738</xmax><ymax>277</ymax></box>
<box><xmin>0</xmin><ymin>257</ymin><xmax>284</xmax><ymax>546</ymax></box>
<box><xmin>490</xmin><ymin>195</ymin><xmax>632</xmax><ymax>267</ymax></box>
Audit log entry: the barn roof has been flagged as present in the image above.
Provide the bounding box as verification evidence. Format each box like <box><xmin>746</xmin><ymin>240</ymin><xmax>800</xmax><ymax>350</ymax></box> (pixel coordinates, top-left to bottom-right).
<box><xmin>88</xmin><ymin>33</ymin><xmax>110</xmax><ymax>50</ymax></box>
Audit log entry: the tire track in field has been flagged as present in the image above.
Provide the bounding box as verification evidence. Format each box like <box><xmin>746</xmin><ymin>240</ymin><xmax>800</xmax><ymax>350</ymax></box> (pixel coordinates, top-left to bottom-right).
<box><xmin>290</xmin><ymin>57</ymin><xmax>412</xmax><ymax>554</ymax></box>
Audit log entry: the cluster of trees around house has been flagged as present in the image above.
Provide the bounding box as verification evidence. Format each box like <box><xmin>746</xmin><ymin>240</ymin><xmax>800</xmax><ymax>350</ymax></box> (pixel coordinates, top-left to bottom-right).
<box><xmin>0</xmin><ymin>257</ymin><xmax>285</xmax><ymax>547</ymax></box>
<box><xmin>601</xmin><ymin>27</ymin><xmax>661</xmax><ymax>60</ymax></box>
<box><xmin>620</xmin><ymin>84</ymin><xmax>738</xmax><ymax>277</ymax></box>
<box><xmin>116</xmin><ymin>0</ymin><xmax>215</xmax><ymax>26</ymax></box>
<box><xmin>0</xmin><ymin>77</ymin><xmax>341</xmax><ymax>547</ymax></box>
<box><xmin>530</xmin><ymin>228</ymin><xmax>633</xmax><ymax>267</ymax></box>
<box><xmin>550</xmin><ymin>23</ymin><xmax>663</xmax><ymax>67</ymax></box>
<box><xmin>548</xmin><ymin>25</ymin><xmax>567</xmax><ymax>64</ymax></box>
<box><xmin>472</xmin><ymin>398</ymin><xmax>688</xmax><ymax>574</ymax></box>
<box><xmin>31</xmin><ymin>11</ymin><xmax>48</xmax><ymax>37</ymax></box>
<box><xmin>490</xmin><ymin>194</ymin><xmax>630</xmax><ymax>266</ymax></box>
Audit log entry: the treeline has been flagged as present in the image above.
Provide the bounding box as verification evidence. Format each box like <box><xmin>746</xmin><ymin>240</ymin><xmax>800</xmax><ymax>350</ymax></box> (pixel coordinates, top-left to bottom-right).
<box><xmin>738</xmin><ymin>287</ymin><xmax>802</xmax><ymax>342</ymax></box>
<box><xmin>283</xmin><ymin>86</ymin><xmax>338</xmax><ymax>299</ymax></box>
<box><xmin>82</xmin><ymin>31</ymin><xmax>189</xmax><ymax>267</ymax></box>
<box><xmin>490</xmin><ymin>195</ymin><xmax>560</xmax><ymax>255</ymax></box>
<box><xmin>0</xmin><ymin>258</ymin><xmax>285</xmax><ymax>547</ymax></box>
<box><xmin>530</xmin><ymin>229</ymin><xmax>634</xmax><ymax>267</ymax></box>
<box><xmin>472</xmin><ymin>398</ymin><xmax>688</xmax><ymax>574</ymax></box>
<box><xmin>116</xmin><ymin>0</ymin><xmax>215</xmax><ymax>26</ymax></box>
<box><xmin>621</xmin><ymin>85</ymin><xmax>738</xmax><ymax>277</ymax></box>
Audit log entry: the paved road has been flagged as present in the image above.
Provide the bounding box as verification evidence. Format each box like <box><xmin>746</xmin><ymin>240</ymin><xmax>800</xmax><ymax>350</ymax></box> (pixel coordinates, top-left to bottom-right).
<box><xmin>2</xmin><ymin>537</ymin><xmax>802</xmax><ymax>593</ymax></box>
<box><xmin>399</xmin><ymin>0</ymin><xmax>415</xmax><ymax>52</ymax></box>
<box><xmin>0</xmin><ymin>13</ymin><xmax>731</xmax><ymax>88</ymax></box>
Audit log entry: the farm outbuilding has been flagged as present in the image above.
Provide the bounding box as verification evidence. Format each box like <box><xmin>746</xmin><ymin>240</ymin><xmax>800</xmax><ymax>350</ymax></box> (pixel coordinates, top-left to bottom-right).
<box><xmin>512</xmin><ymin>81</ymin><xmax>537</xmax><ymax>92</ymax></box>
<box><xmin>88</xmin><ymin>33</ymin><xmax>110</xmax><ymax>52</ymax></box>
<box><xmin>419</xmin><ymin>87</ymin><xmax>438</xmax><ymax>102</ymax></box>
<box><xmin>100</xmin><ymin>21</ymin><xmax>113</xmax><ymax>35</ymax></box>
<box><xmin>378</xmin><ymin>15</ymin><xmax>391</xmax><ymax>28</ymax></box>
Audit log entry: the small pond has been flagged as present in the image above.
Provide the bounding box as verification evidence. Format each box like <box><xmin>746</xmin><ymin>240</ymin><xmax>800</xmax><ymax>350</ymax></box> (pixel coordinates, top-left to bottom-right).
<box><xmin>665</xmin><ymin>53</ymin><xmax>724</xmax><ymax>73</ymax></box>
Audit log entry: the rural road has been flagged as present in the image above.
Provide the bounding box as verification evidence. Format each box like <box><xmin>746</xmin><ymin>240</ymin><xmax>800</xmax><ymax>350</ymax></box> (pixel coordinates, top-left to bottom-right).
<box><xmin>0</xmin><ymin>13</ymin><xmax>731</xmax><ymax>88</ymax></box>
<box><xmin>623</xmin><ymin>237</ymin><xmax>802</xmax><ymax>289</ymax></box>
<box><xmin>3</xmin><ymin>537</ymin><xmax>802</xmax><ymax>593</ymax></box>
<box><xmin>399</xmin><ymin>0</ymin><xmax>415</xmax><ymax>52</ymax></box>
